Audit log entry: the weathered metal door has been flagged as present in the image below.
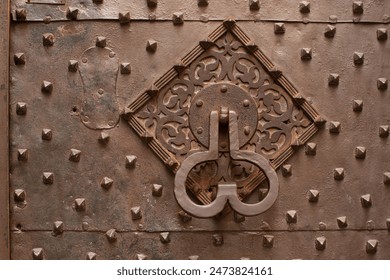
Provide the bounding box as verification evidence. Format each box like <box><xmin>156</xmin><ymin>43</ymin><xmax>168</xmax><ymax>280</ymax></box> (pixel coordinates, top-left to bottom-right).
<box><xmin>1</xmin><ymin>0</ymin><xmax>390</xmax><ymax>259</ymax></box>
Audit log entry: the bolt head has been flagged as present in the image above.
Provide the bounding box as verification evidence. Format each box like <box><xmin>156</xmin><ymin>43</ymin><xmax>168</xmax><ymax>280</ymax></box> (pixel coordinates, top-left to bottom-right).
<box><xmin>42</xmin><ymin>33</ymin><xmax>54</xmax><ymax>46</ymax></box>
<box><xmin>131</xmin><ymin>206</ymin><xmax>142</xmax><ymax>220</ymax></box>
<box><xmin>286</xmin><ymin>210</ymin><xmax>297</xmax><ymax>224</ymax></box>
<box><xmin>360</xmin><ymin>194</ymin><xmax>372</xmax><ymax>208</ymax></box>
<box><xmin>95</xmin><ymin>36</ymin><xmax>107</xmax><ymax>48</ymax></box>
<box><xmin>14</xmin><ymin>53</ymin><xmax>26</xmax><ymax>65</ymax></box>
<box><xmin>366</xmin><ymin>220</ymin><xmax>375</xmax><ymax>231</ymax></box>
<box><xmin>75</xmin><ymin>198</ymin><xmax>86</xmax><ymax>211</ymax></box>
<box><xmin>42</xmin><ymin>172</ymin><xmax>54</xmax><ymax>184</ymax></box>
<box><xmin>333</xmin><ymin>168</ymin><xmax>345</xmax><ymax>180</ymax></box>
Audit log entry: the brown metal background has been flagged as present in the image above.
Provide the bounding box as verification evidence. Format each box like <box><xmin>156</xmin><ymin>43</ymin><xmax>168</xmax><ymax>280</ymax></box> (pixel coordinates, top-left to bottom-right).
<box><xmin>7</xmin><ymin>0</ymin><xmax>390</xmax><ymax>259</ymax></box>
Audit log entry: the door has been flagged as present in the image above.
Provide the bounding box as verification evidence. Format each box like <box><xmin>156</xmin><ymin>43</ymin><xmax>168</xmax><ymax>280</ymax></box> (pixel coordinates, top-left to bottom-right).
<box><xmin>1</xmin><ymin>0</ymin><xmax>390</xmax><ymax>259</ymax></box>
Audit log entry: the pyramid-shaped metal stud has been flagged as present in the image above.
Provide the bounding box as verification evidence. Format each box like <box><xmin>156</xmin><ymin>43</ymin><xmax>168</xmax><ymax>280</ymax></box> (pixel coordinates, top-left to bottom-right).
<box><xmin>120</xmin><ymin>63</ymin><xmax>131</xmax><ymax>75</ymax></box>
<box><xmin>353</xmin><ymin>52</ymin><xmax>364</xmax><ymax>65</ymax></box>
<box><xmin>75</xmin><ymin>198</ymin><xmax>86</xmax><ymax>211</ymax></box>
<box><xmin>118</xmin><ymin>12</ymin><xmax>130</xmax><ymax>24</ymax></box>
<box><xmin>300</xmin><ymin>48</ymin><xmax>312</xmax><ymax>60</ymax></box>
<box><xmin>213</xmin><ymin>234</ymin><xmax>224</xmax><ymax>246</ymax></box>
<box><xmin>262</xmin><ymin>235</ymin><xmax>274</xmax><ymax>248</ymax></box>
<box><xmin>377</xmin><ymin>28</ymin><xmax>388</xmax><ymax>41</ymax></box>
<box><xmin>383</xmin><ymin>172</ymin><xmax>390</xmax><ymax>185</ymax></box>
<box><xmin>386</xmin><ymin>219</ymin><xmax>390</xmax><ymax>231</ymax></box>
<box><xmin>173</xmin><ymin>62</ymin><xmax>186</xmax><ymax>74</ymax></box>
<box><xmin>131</xmin><ymin>206</ymin><xmax>142</xmax><ymax>220</ymax></box>
<box><xmin>337</xmin><ymin>216</ymin><xmax>348</xmax><ymax>229</ymax></box>
<box><xmin>53</xmin><ymin>221</ymin><xmax>64</xmax><ymax>235</ymax></box>
<box><xmin>41</xmin><ymin>128</ymin><xmax>52</xmax><ymax>141</ymax></box>
<box><xmin>15</xmin><ymin>8</ymin><xmax>27</xmax><ymax>21</ymax></box>
<box><xmin>41</xmin><ymin>80</ymin><xmax>53</xmax><ymax>94</ymax></box>
<box><xmin>32</xmin><ymin>248</ymin><xmax>44</xmax><ymax>260</ymax></box>
<box><xmin>199</xmin><ymin>39</ymin><xmax>214</xmax><ymax>50</ymax></box>
<box><xmin>95</xmin><ymin>36</ymin><xmax>107</xmax><ymax>48</ymax></box>
<box><xmin>307</xmin><ymin>190</ymin><xmax>319</xmax><ymax>202</ymax></box>
<box><xmin>324</xmin><ymin>25</ymin><xmax>336</xmax><ymax>38</ymax></box>
<box><xmin>355</xmin><ymin>146</ymin><xmax>366</xmax><ymax>159</ymax></box>
<box><xmin>14</xmin><ymin>53</ymin><xmax>26</xmax><ymax>65</ymax></box>
<box><xmin>305</xmin><ymin>142</ymin><xmax>317</xmax><ymax>155</ymax></box>
<box><xmin>98</xmin><ymin>132</ymin><xmax>110</xmax><ymax>144</ymax></box>
<box><xmin>234</xmin><ymin>212</ymin><xmax>245</xmax><ymax>223</ymax></box>
<box><xmin>377</xmin><ymin>78</ymin><xmax>388</xmax><ymax>90</ymax></box>
<box><xmin>352</xmin><ymin>100</ymin><xmax>363</xmax><ymax>112</ymax></box>
<box><xmin>299</xmin><ymin>1</ymin><xmax>310</xmax><ymax>13</ymax></box>
<box><xmin>42</xmin><ymin>172</ymin><xmax>54</xmax><ymax>184</ymax></box>
<box><xmin>14</xmin><ymin>189</ymin><xmax>26</xmax><ymax>202</ymax></box>
<box><xmin>328</xmin><ymin>73</ymin><xmax>339</xmax><ymax>86</ymax></box>
<box><xmin>315</xmin><ymin>236</ymin><xmax>326</xmax><ymax>251</ymax></box>
<box><xmin>42</xmin><ymin>33</ymin><xmax>54</xmax><ymax>46</ymax></box>
<box><xmin>286</xmin><ymin>210</ymin><xmax>297</xmax><ymax>224</ymax></box>
<box><xmin>274</xmin><ymin>23</ymin><xmax>285</xmax><ymax>34</ymax></box>
<box><xmin>68</xmin><ymin>60</ymin><xmax>79</xmax><ymax>72</ymax></box>
<box><xmin>69</xmin><ymin>149</ymin><xmax>81</xmax><ymax>162</ymax></box>
<box><xmin>125</xmin><ymin>155</ymin><xmax>137</xmax><ymax>168</ymax></box>
<box><xmin>17</xmin><ymin>149</ymin><xmax>28</xmax><ymax>161</ymax></box>
<box><xmin>136</xmin><ymin>253</ymin><xmax>147</xmax><ymax>260</ymax></box>
<box><xmin>353</xmin><ymin>1</ymin><xmax>364</xmax><ymax>14</ymax></box>
<box><xmin>146</xmin><ymin>39</ymin><xmax>157</xmax><ymax>53</ymax></box>
<box><xmin>105</xmin><ymin>229</ymin><xmax>117</xmax><ymax>242</ymax></box>
<box><xmin>147</xmin><ymin>0</ymin><xmax>158</xmax><ymax>8</ymax></box>
<box><xmin>281</xmin><ymin>164</ymin><xmax>292</xmax><ymax>177</ymax></box>
<box><xmin>366</xmin><ymin>240</ymin><xmax>378</xmax><ymax>254</ymax></box>
<box><xmin>360</xmin><ymin>194</ymin><xmax>372</xmax><ymax>208</ymax></box>
<box><xmin>159</xmin><ymin>232</ymin><xmax>171</xmax><ymax>243</ymax></box>
<box><xmin>86</xmin><ymin>252</ymin><xmax>97</xmax><ymax>260</ymax></box>
<box><xmin>291</xmin><ymin>139</ymin><xmax>302</xmax><ymax>150</ymax></box>
<box><xmin>188</xmin><ymin>255</ymin><xmax>199</xmax><ymax>260</ymax></box>
<box><xmin>66</xmin><ymin>7</ymin><xmax>79</xmax><ymax>20</ymax></box>
<box><xmin>100</xmin><ymin>177</ymin><xmax>114</xmax><ymax>190</ymax></box>
<box><xmin>249</xmin><ymin>0</ymin><xmax>260</xmax><ymax>11</ymax></box>
<box><xmin>329</xmin><ymin>121</ymin><xmax>341</xmax><ymax>133</ymax></box>
<box><xmin>197</xmin><ymin>0</ymin><xmax>208</xmax><ymax>7</ymax></box>
<box><xmin>223</xmin><ymin>19</ymin><xmax>236</xmax><ymax>29</ymax></box>
<box><xmin>93</xmin><ymin>0</ymin><xmax>103</xmax><ymax>3</ymax></box>
<box><xmin>178</xmin><ymin>210</ymin><xmax>192</xmax><ymax>223</ymax></box>
<box><xmin>152</xmin><ymin>184</ymin><xmax>163</xmax><ymax>197</ymax></box>
<box><xmin>172</xmin><ymin>12</ymin><xmax>184</xmax><ymax>25</ymax></box>
<box><xmin>333</xmin><ymin>168</ymin><xmax>345</xmax><ymax>180</ymax></box>
<box><xmin>379</xmin><ymin>125</ymin><xmax>389</xmax><ymax>138</ymax></box>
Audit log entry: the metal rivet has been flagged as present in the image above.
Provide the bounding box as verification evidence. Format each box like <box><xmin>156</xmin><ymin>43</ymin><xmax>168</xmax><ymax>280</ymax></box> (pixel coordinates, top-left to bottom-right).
<box><xmin>14</xmin><ymin>189</ymin><xmax>26</xmax><ymax>202</ymax></box>
<box><xmin>125</xmin><ymin>155</ymin><xmax>137</xmax><ymax>168</ymax></box>
<box><xmin>366</xmin><ymin>240</ymin><xmax>378</xmax><ymax>254</ymax></box>
<box><xmin>300</xmin><ymin>48</ymin><xmax>312</xmax><ymax>60</ymax></box>
<box><xmin>299</xmin><ymin>1</ymin><xmax>310</xmax><ymax>13</ymax></box>
<box><xmin>197</xmin><ymin>127</ymin><xmax>203</xmax><ymax>134</ymax></box>
<box><xmin>105</xmin><ymin>229</ymin><xmax>117</xmax><ymax>242</ymax></box>
<box><xmin>366</xmin><ymin>220</ymin><xmax>375</xmax><ymax>231</ymax></box>
<box><xmin>172</xmin><ymin>12</ymin><xmax>184</xmax><ymax>25</ymax></box>
<box><xmin>188</xmin><ymin>255</ymin><xmax>199</xmax><ymax>260</ymax></box>
<box><xmin>82</xmin><ymin>222</ymin><xmax>89</xmax><ymax>231</ymax></box>
<box><xmin>242</xmin><ymin>99</ymin><xmax>250</xmax><ymax>107</ymax></box>
<box><xmin>220</xmin><ymin>85</ymin><xmax>227</xmax><ymax>93</ymax></box>
<box><xmin>337</xmin><ymin>216</ymin><xmax>348</xmax><ymax>229</ymax></box>
<box><xmin>16</xmin><ymin>102</ymin><xmax>27</xmax><ymax>115</ymax></box>
<box><xmin>281</xmin><ymin>164</ymin><xmax>292</xmax><ymax>176</ymax></box>
<box><xmin>304</xmin><ymin>142</ymin><xmax>317</xmax><ymax>155</ymax></box>
<box><xmin>197</xmin><ymin>0</ymin><xmax>208</xmax><ymax>7</ymax></box>
<box><xmin>53</xmin><ymin>221</ymin><xmax>64</xmax><ymax>235</ymax></box>
<box><xmin>379</xmin><ymin>125</ymin><xmax>389</xmax><ymax>138</ymax></box>
<box><xmin>384</xmin><ymin>172</ymin><xmax>390</xmax><ymax>185</ymax></box>
<box><xmin>100</xmin><ymin>177</ymin><xmax>113</xmax><ymax>190</ymax></box>
<box><xmin>131</xmin><ymin>206</ymin><xmax>142</xmax><ymax>220</ymax></box>
<box><xmin>352</xmin><ymin>100</ymin><xmax>363</xmax><ymax>112</ymax></box>
<box><xmin>146</xmin><ymin>39</ymin><xmax>157</xmax><ymax>53</ymax></box>
<box><xmin>196</xmin><ymin>100</ymin><xmax>203</xmax><ymax>107</ymax></box>
<box><xmin>262</xmin><ymin>235</ymin><xmax>274</xmax><ymax>248</ymax></box>
<box><xmin>118</xmin><ymin>12</ymin><xmax>130</xmax><ymax>24</ymax></box>
<box><xmin>75</xmin><ymin>198</ymin><xmax>86</xmax><ymax>211</ymax></box>
<box><xmin>353</xmin><ymin>52</ymin><xmax>364</xmax><ymax>65</ymax></box>
<box><xmin>329</xmin><ymin>121</ymin><xmax>341</xmax><ymax>133</ymax></box>
<box><xmin>42</xmin><ymin>172</ymin><xmax>54</xmax><ymax>184</ymax></box>
<box><xmin>147</xmin><ymin>0</ymin><xmax>158</xmax><ymax>8</ymax></box>
<box><xmin>377</xmin><ymin>28</ymin><xmax>388</xmax><ymax>41</ymax></box>
<box><xmin>377</xmin><ymin>78</ymin><xmax>388</xmax><ymax>91</ymax></box>
<box><xmin>213</xmin><ymin>234</ymin><xmax>224</xmax><ymax>246</ymax></box>
<box><xmin>32</xmin><ymin>248</ymin><xmax>44</xmax><ymax>260</ymax></box>
<box><xmin>95</xmin><ymin>36</ymin><xmax>107</xmax><ymax>48</ymax></box>
<box><xmin>136</xmin><ymin>254</ymin><xmax>147</xmax><ymax>260</ymax></box>
<box><xmin>86</xmin><ymin>252</ymin><xmax>97</xmax><ymax>260</ymax></box>
<box><xmin>15</xmin><ymin>8</ymin><xmax>27</xmax><ymax>21</ymax></box>
<box><xmin>353</xmin><ymin>1</ymin><xmax>364</xmax><ymax>14</ymax></box>
<box><xmin>41</xmin><ymin>128</ymin><xmax>52</xmax><ymax>141</ymax></box>
<box><xmin>355</xmin><ymin>146</ymin><xmax>366</xmax><ymax>159</ymax></box>
<box><xmin>160</xmin><ymin>232</ymin><xmax>170</xmax><ymax>243</ymax></box>
<box><xmin>152</xmin><ymin>184</ymin><xmax>163</xmax><ymax>197</ymax></box>
<box><xmin>97</xmin><ymin>89</ymin><xmax>104</xmax><ymax>95</ymax></box>
<box><xmin>307</xmin><ymin>190</ymin><xmax>319</xmax><ymax>202</ymax></box>
<box><xmin>243</xmin><ymin>126</ymin><xmax>251</xmax><ymax>136</ymax></box>
<box><xmin>42</xmin><ymin>33</ymin><xmax>54</xmax><ymax>46</ymax></box>
<box><xmin>274</xmin><ymin>23</ymin><xmax>285</xmax><ymax>34</ymax></box>
<box><xmin>120</xmin><ymin>63</ymin><xmax>131</xmax><ymax>75</ymax></box>
<box><xmin>286</xmin><ymin>210</ymin><xmax>297</xmax><ymax>224</ymax></box>
<box><xmin>328</xmin><ymin>73</ymin><xmax>339</xmax><ymax>86</ymax></box>
<box><xmin>17</xmin><ymin>149</ymin><xmax>28</xmax><ymax>161</ymax></box>
<box><xmin>315</xmin><ymin>236</ymin><xmax>326</xmax><ymax>251</ymax></box>
<box><xmin>69</xmin><ymin>149</ymin><xmax>81</xmax><ymax>162</ymax></box>
<box><xmin>66</xmin><ymin>7</ymin><xmax>79</xmax><ymax>20</ymax></box>
<box><xmin>249</xmin><ymin>0</ymin><xmax>260</xmax><ymax>11</ymax></box>
<box><xmin>68</xmin><ymin>60</ymin><xmax>78</xmax><ymax>72</ymax></box>
<box><xmin>41</xmin><ymin>80</ymin><xmax>53</xmax><ymax>94</ymax></box>
<box><xmin>318</xmin><ymin>222</ymin><xmax>327</xmax><ymax>231</ymax></box>
<box><xmin>14</xmin><ymin>53</ymin><xmax>26</xmax><ymax>65</ymax></box>
<box><xmin>109</xmin><ymin>52</ymin><xmax>115</xmax><ymax>58</ymax></box>
<box><xmin>360</xmin><ymin>194</ymin><xmax>372</xmax><ymax>208</ymax></box>
<box><xmin>82</xmin><ymin>58</ymin><xmax>88</xmax><ymax>63</ymax></box>
<box><xmin>333</xmin><ymin>168</ymin><xmax>345</xmax><ymax>180</ymax></box>
<box><xmin>324</xmin><ymin>25</ymin><xmax>336</xmax><ymax>38</ymax></box>
<box><xmin>98</xmin><ymin>132</ymin><xmax>110</xmax><ymax>144</ymax></box>
<box><xmin>329</xmin><ymin>15</ymin><xmax>338</xmax><ymax>24</ymax></box>
<box><xmin>178</xmin><ymin>210</ymin><xmax>192</xmax><ymax>223</ymax></box>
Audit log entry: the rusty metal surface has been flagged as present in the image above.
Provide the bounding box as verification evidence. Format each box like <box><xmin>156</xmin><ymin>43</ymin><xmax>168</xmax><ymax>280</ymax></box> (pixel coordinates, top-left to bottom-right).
<box><xmin>7</xmin><ymin>0</ymin><xmax>390</xmax><ymax>260</ymax></box>
<box><xmin>0</xmin><ymin>0</ymin><xmax>10</xmax><ymax>260</ymax></box>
